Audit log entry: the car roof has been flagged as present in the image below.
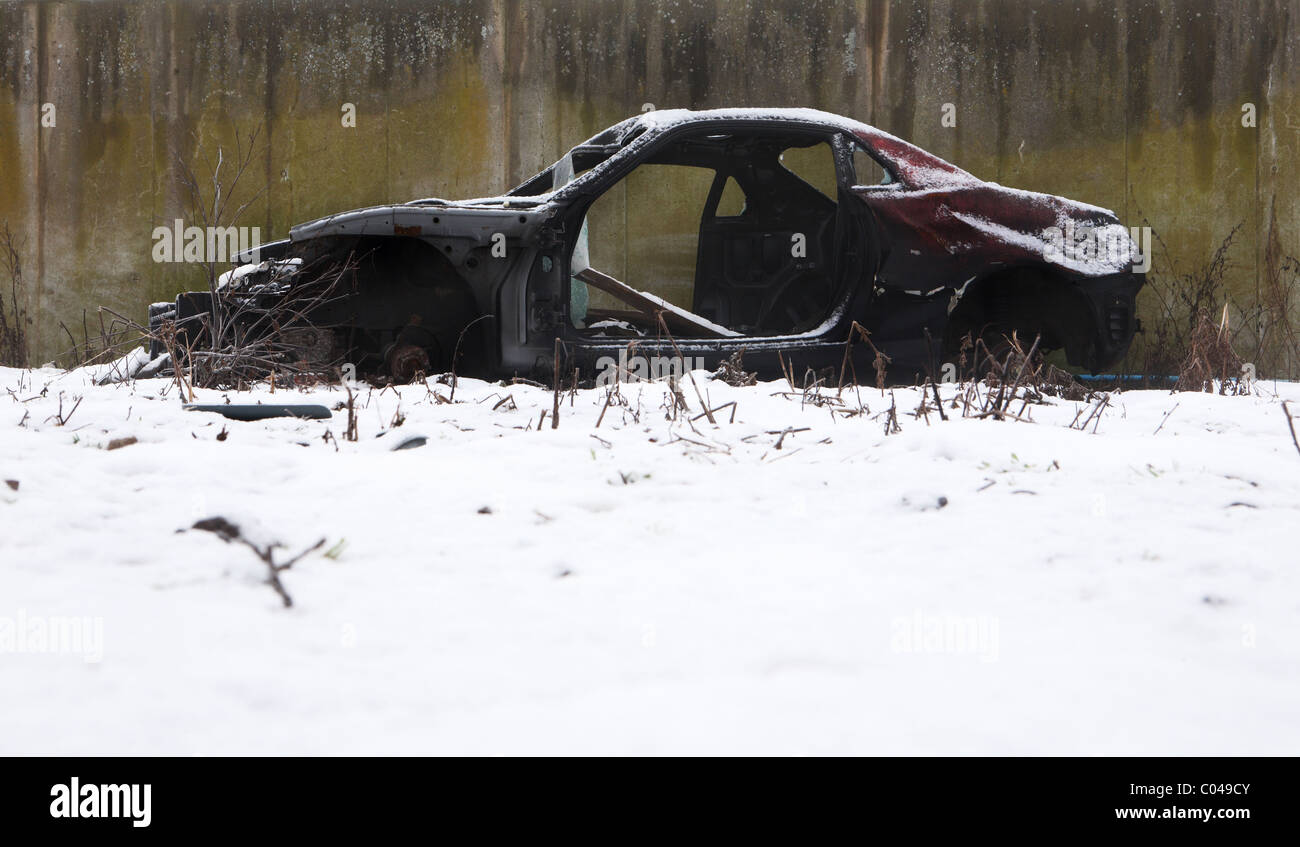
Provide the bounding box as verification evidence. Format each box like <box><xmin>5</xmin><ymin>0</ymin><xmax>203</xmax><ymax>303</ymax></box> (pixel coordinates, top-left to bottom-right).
<box><xmin>579</xmin><ymin>107</ymin><xmax>975</xmax><ymax>191</ymax></box>
<box><xmin>590</xmin><ymin>107</ymin><xmax>872</xmax><ymax>143</ymax></box>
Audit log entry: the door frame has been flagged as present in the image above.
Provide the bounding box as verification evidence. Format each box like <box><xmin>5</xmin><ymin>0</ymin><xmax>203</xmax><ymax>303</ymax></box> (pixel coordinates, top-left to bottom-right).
<box><xmin>550</xmin><ymin>119</ymin><xmax>882</xmax><ymax>378</ymax></box>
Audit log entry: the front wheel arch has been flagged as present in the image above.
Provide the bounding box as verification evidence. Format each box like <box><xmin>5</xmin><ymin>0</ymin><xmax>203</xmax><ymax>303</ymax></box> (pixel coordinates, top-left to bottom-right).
<box><xmin>942</xmin><ymin>267</ymin><xmax>1099</xmax><ymax>370</ymax></box>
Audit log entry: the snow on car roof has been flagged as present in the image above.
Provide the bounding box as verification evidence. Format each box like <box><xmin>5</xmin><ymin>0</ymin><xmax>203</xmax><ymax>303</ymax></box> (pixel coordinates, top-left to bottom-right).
<box><xmin>623</xmin><ymin>107</ymin><xmax>978</xmax><ymax>190</ymax></box>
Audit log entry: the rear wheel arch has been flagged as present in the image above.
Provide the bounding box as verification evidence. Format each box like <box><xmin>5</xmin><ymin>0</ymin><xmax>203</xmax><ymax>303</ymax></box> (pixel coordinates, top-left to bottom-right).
<box><xmin>295</xmin><ymin>234</ymin><xmax>486</xmax><ymax>377</ymax></box>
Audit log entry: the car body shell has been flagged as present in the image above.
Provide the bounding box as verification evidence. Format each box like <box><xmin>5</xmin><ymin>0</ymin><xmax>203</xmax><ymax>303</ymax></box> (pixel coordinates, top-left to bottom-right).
<box><xmin>154</xmin><ymin>108</ymin><xmax>1143</xmax><ymax>384</ymax></box>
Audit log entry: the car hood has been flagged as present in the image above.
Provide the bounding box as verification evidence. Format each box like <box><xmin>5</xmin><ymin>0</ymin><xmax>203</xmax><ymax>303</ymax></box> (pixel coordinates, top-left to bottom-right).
<box><xmin>862</xmin><ymin>180</ymin><xmax>1138</xmax><ymax>279</ymax></box>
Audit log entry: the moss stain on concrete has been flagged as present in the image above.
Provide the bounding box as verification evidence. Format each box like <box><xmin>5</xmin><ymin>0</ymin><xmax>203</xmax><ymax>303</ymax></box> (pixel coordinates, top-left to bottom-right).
<box><xmin>0</xmin><ymin>0</ymin><xmax>1295</xmax><ymax>363</ymax></box>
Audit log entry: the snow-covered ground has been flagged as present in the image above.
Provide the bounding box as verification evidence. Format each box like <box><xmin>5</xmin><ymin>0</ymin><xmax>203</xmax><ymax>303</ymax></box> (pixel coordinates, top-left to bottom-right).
<box><xmin>2</xmin><ymin>357</ymin><xmax>1298</xmax><ymax>755</ymax></box>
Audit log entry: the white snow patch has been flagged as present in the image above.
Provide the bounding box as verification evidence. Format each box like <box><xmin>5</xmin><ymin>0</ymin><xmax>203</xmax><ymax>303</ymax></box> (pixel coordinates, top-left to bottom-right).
<box><xmin>950</xmin><ymin>210</ymin><xmax>1132</xmax><ymax>275</ymax></box>
<box><xmin>2</xmin><ymin>365</ymin><xmax>1298</xmax><ymax>754</ymax></box>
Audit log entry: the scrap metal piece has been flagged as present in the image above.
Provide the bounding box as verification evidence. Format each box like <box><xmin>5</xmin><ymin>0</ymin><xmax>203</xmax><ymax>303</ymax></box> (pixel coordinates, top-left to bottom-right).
<box><xmin>184</xmin><ymin>404</ymin><xmax>332</xmax><ymax>421</ymax></box>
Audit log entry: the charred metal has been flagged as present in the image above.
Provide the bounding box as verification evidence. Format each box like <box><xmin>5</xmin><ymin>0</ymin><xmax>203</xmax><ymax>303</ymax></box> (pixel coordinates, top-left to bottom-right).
<box><xmin>149</xmin><ymin>108</ymin><xmax>1144</xmax><ymax>386</ymax></box>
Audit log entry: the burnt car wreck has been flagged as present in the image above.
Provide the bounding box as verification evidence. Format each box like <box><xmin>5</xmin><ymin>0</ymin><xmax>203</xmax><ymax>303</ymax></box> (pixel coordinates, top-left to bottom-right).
<box><xmin>150</xmin><ymin>108</ymin><xmax>1144</xmax><ymax>386</ymax></box>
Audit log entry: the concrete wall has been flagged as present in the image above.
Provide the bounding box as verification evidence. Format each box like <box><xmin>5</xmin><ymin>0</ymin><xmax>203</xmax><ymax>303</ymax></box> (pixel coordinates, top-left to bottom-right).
<box><xmin>1</xmin><ymin>0</ymin><xmax>1296</xmax><ymax>363</ymax></box>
